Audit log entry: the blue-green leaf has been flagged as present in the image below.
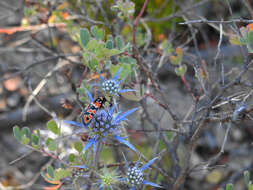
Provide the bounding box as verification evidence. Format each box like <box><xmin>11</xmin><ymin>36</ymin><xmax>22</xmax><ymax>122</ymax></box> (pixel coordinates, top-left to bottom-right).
<box><xmin>91</xmin><ymin>26</ymin><xmax>104</xmax><ymax>40</ymax></box>
<box><xmin>47</xmin><ymin>165</ymin><xmax>54</xmax><ymax>178</ymax></box>
<box><xmin>115</xmin><ymin>35</ymin><xmax>124</xmax><ymax>50</ymax></box>
<box><xmin>107</xmin><ymin>34</ymin><xmax>113</xmax><ymax>41</ymax></box>
<box><xmin>244</xmin><ymin>170</ymin><xmax>250</xmax><ymax>185</ymax></box>
<box><xmin>13</xmin><ymin>126</ymin><xmax>22</xmax><ymax>142</ymax></box>
<box><xmin>22</xmin><ymin>127</ymin><xmax>30</xmax><ymax>137</ymax></box>
<box><xmin>106</xmin><ymin>40</ymin><xmax>113</xmax><ymax>49</ymax></box>
<box><xmin>80</xmin><ymin>28</ymin><xmax>90</xmax><ymax>47</ymax></box>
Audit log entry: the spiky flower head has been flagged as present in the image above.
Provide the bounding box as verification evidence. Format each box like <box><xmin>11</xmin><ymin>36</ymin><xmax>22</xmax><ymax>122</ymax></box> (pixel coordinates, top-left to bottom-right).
<box><xmin>122</xmin><ymin>155</ymin><xmax>163</xmax><ymax>190</ymax></box>
<box><xmin>127</xmin><ymin>165</ymin><xmax>144</xmax><ymax>186</ymax></box>
<box><xmin>98</xmin><ymin>68</ymin><xmax>135</xmax><ymax>97</ymax></box>
<box><xmin>63</xmin><ymin>91</ymin><xmax>138</xmax><ymax>153</ymax></box>
<box><xmin>99</xmin><ymin>168</ymin><xmax>120</xmax><ymax>190</ymax></box>
<box><xmin>102</xmin><ymin>79</ymin><xmax>120</xmax><ymax>96</ymax></box>
<box><xmin>81</xmin><ymin>105</ymin><xmax>138</xmax><ymax>153</ymax></box>
<box><xmin>92</xmin><ymin>109</ymin><xmax>117</xmax><ymax>139</ymax></box>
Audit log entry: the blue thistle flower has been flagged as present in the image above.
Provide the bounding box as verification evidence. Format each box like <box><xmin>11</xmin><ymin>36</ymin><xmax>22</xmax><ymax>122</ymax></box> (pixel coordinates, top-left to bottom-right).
<box><xmin>82</xmin><ymin>106</ymin><xmax>138</xmax><ymax>152</ymax></box>
<box><xmin>122</xmin><ymin>156</ymin><xmax>163</xmax><ymax>189</ymax></box>
<box><xmin>98</xmin><ymin>68</ymin><xmax>135</xmax><ymax>96</ymax></box>
<box><xmin>63</xmin><ymin>93</ymin><xmax>138</xmax><ymax>153</ymax></box>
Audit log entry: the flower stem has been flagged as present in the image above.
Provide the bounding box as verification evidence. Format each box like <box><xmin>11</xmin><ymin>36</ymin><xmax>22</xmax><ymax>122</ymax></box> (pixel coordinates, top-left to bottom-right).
<box><xmin>94</xmin><ymin>141</ymin><xmax>102</xmax><ymax>169</ymax></box>
<box><xmin>85</xmin><ymin>142</ymin><xmax>103</xmax><ymax>190</ymax></box>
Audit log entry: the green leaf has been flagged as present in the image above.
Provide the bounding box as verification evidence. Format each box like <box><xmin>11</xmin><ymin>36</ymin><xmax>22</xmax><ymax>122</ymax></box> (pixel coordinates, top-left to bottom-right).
<box><xmin>22</xmin><ymin>127</ymin><xmax>30</xmax><ymax>137</ymax></box>
<box><xmin>115</xmin><ymin>35</ymin><xmax>124</xmax><ymax>50</ymax></box>
<box><xmin>36</xmin><ymin>129</ymin><xmax>40</xmax><ymax>139</ymax></box>
<box><xmin>106</xmin><ymin>40</ymin><xmax>113</xmax><ymax>49</ymax></box>
<box><xmin>119</xmin><ymin>56</ymin><xmax>136</xmax><ymax>64</ymax></box>
<box><xmin>54</xmin><ymin>169</ymin><xmax>71</xmax><ymax>181</ymax></box>
<box><xmin>47</xmin><ymin>165</ymin><xmax>54</xmax><ymax>178</ymax></box>
<box><xmin>13</xmin><ymin>126</ymin><xmax>22</xmax><ymax>142</ymax></box>
<box><xmin>160</xmin><ymin>40</ymin><xmax>173</xmax><ymax>54</ymax></box>
<box><xmin>170</xmin><ymin>55</ymin><xmax>181</xmax><ymax>65</ymax></box>
<box><xmin>226</xmin><ymin>183</ymin><xmax>234</xmax><ymax>190</ymax></box>
<box><xmin>80</xmin><ymin>96</ymin><xmax>88</xmax><ymax>102</ymax></box>
<box><xmin>107</xmin><ymin>34</ymin><xmax>113</xmax><ymax>41</ymax></box>
<box><xmin>86</xmin><ymin>39</ymin><xmax>99</xmax><ymax>51</ymax></box>
<box><xmin>249</xmin><ymin>184</ymin><xmax>253</xmax><ymax>190</ymax></box>
<box><xmin>74</xmin><ymin>141</ymin><xmax>83</xmax><ymax>153</ymax></box>
<box><xmin>91</xmin><ymin>26</ymin><xmax>104</xmax><ymax>40</ymax></box>
<box><xmin>46</xmin><ymin>138</ymin><xmax>57</xmax><ymax>151</ymax></box>
<box><xmin>21</xmin><ymin>136</ymin><xmax>30</xmax><ymax>145</ymax></box>
<box><xmin>32</xmin><ymin>131</ymin><xmax>40</xmax><ymax>150</ymax></box>
<box><xmin>110</xmin><ymin>63</ymin><xmax>132</xmax><ymax>81</ymax></box>
<box><xmin>32</xmin><ymin>134</ymin><xmax>39</xmax><ymax>145</ymax></box>
<box><xmin>82</xmin><ymin>52</ymin><xmax>91</xmax><ymax>64</ymax></box>
<box><xmin>80</xmin><ymin>28</ymin><xmax>90</xmax><ymax>47</ymax></box>
<box><xmin>248</xmin><ymin>31</ymin><xmax>253</xmax><ymax>44</ymax></box>
<box><xmin>244</xmin><ymin>170</ymin><xmax>250</xmax><ymax>185</ymax></box>
<box><xmin>54</xmin><ymin>169</ymin><xmax>64</xmax><ymax>181</ymax></box>
<box><xmin>77</xmin><ymin>87</ymin><xmax>85</xmax><ymax>95</ymax></box>
<box><xmin>68</xmin><ymin>153</ymin><xmax>76</xmax><ymax>162</ymax></box>
<box><xmin>49</xmin><ymin>141</ymin><xmax>57</xmax><ymax>151</ymax></box>
<box><xmin>218</xmin><ymin>188</ymin><xmax>224</xmax><ymax>190</ymax></box>
<box><xmin>108</xmin><ymin>49</ymin><xmax>121</xmax><ymax>56</ymax></box>
<box><xmin>94</xmin><ymin>43</ymin><xmax>107</xmax><ymax>58</ymax></box>
<box><xmin>88</xmin><ymin>58</ymin><xmax>99</xmax><ymax>71</ymax></box>
<box><xmin>47</xmin><ymin>120</ymin><xmax>60</xmax><ymax>135</ymax></box>
<box><xmin>175</xmin><ymin>65</ymin><xmax>187</xmax><ymax>76</ymax></box>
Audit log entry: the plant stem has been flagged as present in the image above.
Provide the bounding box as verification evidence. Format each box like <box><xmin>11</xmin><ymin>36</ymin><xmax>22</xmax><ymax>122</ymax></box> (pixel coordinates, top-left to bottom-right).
<box><xmin>85</xmin><ymin>142</ymin><xmax>103</xmax><ymax>190</ymax></box>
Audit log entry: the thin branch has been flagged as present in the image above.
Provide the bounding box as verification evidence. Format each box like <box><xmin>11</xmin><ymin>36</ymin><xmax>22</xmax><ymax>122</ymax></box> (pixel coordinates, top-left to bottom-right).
<box><xmin>243</xmin><ymin>0</ymin><xmax>253</xmax><ymax>19</ymax></box>
<box><xmin>0</xmin><ymin>54</ymin><xmax>80</xmax><ymax>82</ymax></box>
<box><xmin>180</xmin><ymin>18</ymin><xmax>253</xmax><ymax>25</ymax></box>
<box><xmin>214</xmin><ymin>23</ymin><xmax>223</xmax><ymax>64</ymax></box>
<box><xmin>143</xmin><ymin>0</ymin><xmax>210</xmax><ymax>22</ymax></box>
<box><xmin>22</xmin><ymin>60</ymin><xmax>69</xmax><ymax>121</ymax></box>
<box><xmin>0</xmin><ymin>160</ymin><xmax>52</xmax><ymax>190</ymax></box>
<box><xmin>9</xmin><ymin>150</ymin><xmax>34</xmax><ymax>165</ymax></box>
<box><xmin>132</xmin><ymin>0</ymin><xmax>149</xmax><ymax>48</ymax></box>
<box><xmin>205</xmin><ymin>123</ymin><xmax>232</xmax><ymax>168</ymax></box>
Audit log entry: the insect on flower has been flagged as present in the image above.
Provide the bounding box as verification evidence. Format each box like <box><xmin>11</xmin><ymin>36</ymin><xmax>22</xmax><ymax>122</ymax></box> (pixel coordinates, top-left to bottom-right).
<box><xmin>81</xmin><ymin>96</ymin><xmax>106</xmax><ymax>126</ymax></box>
<box><xmin>63</xmin><ymin>91</ymin><xmax>106</xmax><ymax>128</ymax></box>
